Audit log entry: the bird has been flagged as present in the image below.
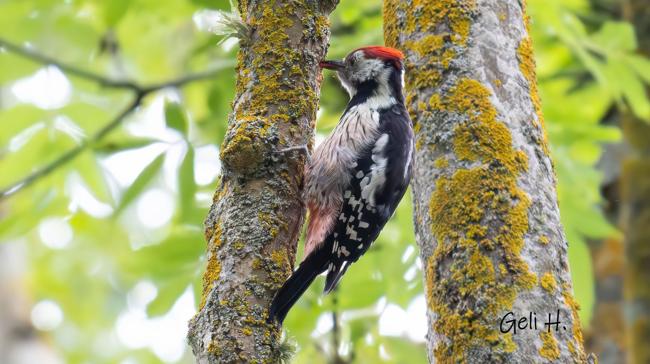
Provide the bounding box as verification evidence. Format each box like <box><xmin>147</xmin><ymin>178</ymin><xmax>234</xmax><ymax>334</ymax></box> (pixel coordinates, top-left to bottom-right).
<box><xmin>268</xmin><ymin>46</ymin><xmax>414</xmax><ymax>324</ymax></box>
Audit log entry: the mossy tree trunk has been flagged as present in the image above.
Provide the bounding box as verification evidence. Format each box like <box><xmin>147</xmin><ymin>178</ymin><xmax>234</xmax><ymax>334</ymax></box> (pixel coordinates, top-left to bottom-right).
<box><xmin>621</xmin><ymin>1</ymin><xmax>650</xmax><ymax>362</ymax></box>
<box><xmin>384</xmin><ymin>0</ymin><xmax>588</xmax><ymax>362</ymax></box>
<box><xmin>187</xmin><ymin>1</ymin><xmax>338</xmax><ymax>363</ymax></box>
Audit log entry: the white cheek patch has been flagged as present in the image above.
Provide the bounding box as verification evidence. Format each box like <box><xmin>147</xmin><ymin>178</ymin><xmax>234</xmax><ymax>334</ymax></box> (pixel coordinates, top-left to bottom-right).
<box><xmin>339</xmin><ymin>75</ymin><xmax>356</xmax><ymax>97</ymax></box>
<box><xmin>352</xmin><ymin>59</ymin><xmax>385</xmax><ymax>83</ymax></box>
<box><xmin>366</xmin><ymin>68</ymin><xmax>396</xmax><ymax>109</ymax></box>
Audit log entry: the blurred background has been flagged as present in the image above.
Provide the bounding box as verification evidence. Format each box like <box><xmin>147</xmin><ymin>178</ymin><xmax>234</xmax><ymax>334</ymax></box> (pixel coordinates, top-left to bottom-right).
<box><xmin>0</xmin><ymin>0</ymin><xmax>648</xmax><ymax>363</ymax></box>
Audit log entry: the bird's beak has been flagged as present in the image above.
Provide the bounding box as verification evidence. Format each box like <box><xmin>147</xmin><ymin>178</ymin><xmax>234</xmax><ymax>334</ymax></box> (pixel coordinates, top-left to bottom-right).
<box><xmin>319</xmin><ymin>60</ymin><xmax>345</xmax><ymax>70</ymax></box>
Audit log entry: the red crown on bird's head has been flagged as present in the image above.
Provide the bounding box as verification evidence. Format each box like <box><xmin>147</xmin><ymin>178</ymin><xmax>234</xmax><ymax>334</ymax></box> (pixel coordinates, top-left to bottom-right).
<box><xmin>354</xmin><ymin>46</ymin><xmax>404</xmax><ymax>69</ymax></box>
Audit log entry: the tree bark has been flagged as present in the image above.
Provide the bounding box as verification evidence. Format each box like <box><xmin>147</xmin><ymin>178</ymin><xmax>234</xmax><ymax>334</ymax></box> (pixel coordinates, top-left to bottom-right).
<box><xmin>620</xmin><ymin>1</ymin><xmax>650</xmax><ymax>362</ymax></box>
<box><xmin>187</xmin><ymin>1</ymin><xmax>338</xmax><ymax>363</ymax></box>
<box><xmin>384</xmin><ymin>0</ymin><xmax>588</xmax><ymax>362</ymax></box>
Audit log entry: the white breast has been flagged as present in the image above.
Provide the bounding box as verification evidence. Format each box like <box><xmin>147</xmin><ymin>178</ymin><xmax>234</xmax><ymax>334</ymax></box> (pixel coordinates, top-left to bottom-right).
<box><xmin>306</xmin><ymin>104</ymin><xmax>381</xmax><ymax>210</ymax></box>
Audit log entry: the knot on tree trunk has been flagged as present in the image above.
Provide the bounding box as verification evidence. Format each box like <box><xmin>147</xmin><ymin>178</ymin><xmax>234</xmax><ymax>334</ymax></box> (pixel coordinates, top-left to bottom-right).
<box><xmin>220</xmin><ymin>117</ymin><xmax>277</xmax><ymax>176</ymax></box>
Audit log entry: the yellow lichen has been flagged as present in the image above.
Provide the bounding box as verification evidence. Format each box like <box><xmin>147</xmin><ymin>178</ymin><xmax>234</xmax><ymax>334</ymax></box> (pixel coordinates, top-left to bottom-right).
<box><xmin>385</xmin><ymin>0</ymin><xmax>478</xmax><ymax>114</ymax></box>
<box><xmin>501</xmin><ymin>333</ymin><xmax>517</xmax><ymax>353</ymax></box>
<box><xmin>539</xmin><ymin>235</ymin><xmax>550</xmax><ymax>245</ymax></box>
<box><xmin>271</xmin><ymin>249</ymin><xmax>287</xmax><ymax>267</ymax></box>
<box><xmin>407</xmin><ymin>68</ymin><xmax>442</xmax><ymax>90</ymax></box>
<box><xmin>434</xmin><ymin>157</ymin><xmax>449</xmax><ymax>169</ymax></box>
<box><xmin>540</xmin><ymin>272</ymin><xmax>557</xmax><ymax>293</ymax></box>
<box><xmin>258</xmin><ymin>212</ymin><xmax>279</xmax><ymax>238</ymax></box>
<box><xmin>251</xmin><ymin>258</ymin><xmax>262</xmax><ymax>270</ymax></box>
<box><xmin>200</xmin><ymin>223</ymin><xmax>223</xmax><ymax>309</ymax></box>
<box><xmin>516</xmin><ymin>22</ymin><xmax>550</xmax><ymax>156</ymax></box>
<box><xmin>562</xmin><ymin>284</ymin><xmax>586</xmax><ymax>358</ymax></box>
<box><xmin>411</xmin><ymin>0</ymin><xmax>476</xmax><ymax>43</ymax></box>
<box><xmin>408</xmin><ymin>34</ymin><xmax>445</xmax><ymax>57</ymax></box>
<box><xmin>221</xmin><ymin>1</ymin><xmax>326</xmax><ymax>173</ymax></box>
<box><xmin>426</xmin><ymin>78</ymin><xmax>535</xmax><ymax>361</ymax></box>
<box><xmin>568</xmin><ymin>339</ymin><xmax>576</xmax><ymax>356</ymax></box>
<box><xmin>207</xmin><ymin>341</ymin><xmax>222</xmax><ymax>356</ymax></box>
<box><xmin>539</xmin><ymin>331</ymin><xmax>561</xmax><ymax>360</ymax></box>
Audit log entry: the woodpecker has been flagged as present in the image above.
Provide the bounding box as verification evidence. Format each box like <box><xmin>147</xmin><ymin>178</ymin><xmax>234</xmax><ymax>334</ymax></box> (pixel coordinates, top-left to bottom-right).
<box><xmin>268</xmin><ymin>46</ymin><xmax>414</xmax><ymax>324</ymax></box>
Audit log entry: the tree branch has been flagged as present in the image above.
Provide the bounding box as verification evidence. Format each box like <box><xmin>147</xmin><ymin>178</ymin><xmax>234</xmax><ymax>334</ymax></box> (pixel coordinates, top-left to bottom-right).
<box><xmin>0</xmin><ymin>38</ymin><xmax>233</xmax><ymax>93</ymax></box>
<box><xmin>330</xmin><ymin>292</ymin><xmax>350</xmax><ymax>364</ymax></box>
<box><xmin>0</xmin><ymin>38</ymin><xmax>139</xmax><ymax>91</ymax></box>
<box><xmin>0</xmin><ymin>38</ymin><xmax>233</xmax><ymax>200</ymax></box>
<box><xmin>0</xmin><ymin>94</ymin><xmax>143</xmax><ymax>199</ymax></box>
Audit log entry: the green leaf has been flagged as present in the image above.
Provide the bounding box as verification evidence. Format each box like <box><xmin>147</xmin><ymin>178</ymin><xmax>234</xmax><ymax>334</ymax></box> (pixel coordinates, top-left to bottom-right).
<box><xmin>93</xmin><ymin>137</ymin><xmax>158</xmax><ymax>153</ymax></box>
<box><xmin>114</xmin><ymin>153</ymin><xmax>165</xmax><ymax>215</ymax></box>
<box><xmin>164</xmin><ymin>101</ymin><xmax>189</xmax><ymax>136</ymax></box>
<box><xmin>0</xmin><ymin>105</ymin><xmax>46</xmax><ymax>147</ymax></box>
<box><xmin>568</xmin><ymin>141</ymin><xmax>601</xmax><ymax>164</ymax></box>
<box><xmin>627</xmin><ymin>54</ymin><xmax>650</xmax><ymax>84</ymax></box>
<box><xmin>100</xmin><ymin>0</ymin><xmax>132</xmax><ymax>27</ymax></box>
<box><xmin>381</xmin><ymin>337</ymin><xmax>428</xmax><ymax>363</ymax></box>
<box><xmin>124</xmin><ymin>227</ymin><xmax>204</xmax><ymax>280</ymax></box>
<box><xmin>565</xmin><ymin>230</ymin><xmax>594</xmax><ymax>326</ymax></box>
<box><xmin>76</xmin><ymin>151</ymin><xmax>113</xmax><ymax>204</ymax></box>
<box><xmin>190</xmin><ymin>0</ymin><xmax>231</xmax><ymax>10</ymax></box>
<box><xmin>178</xmin><ymin>144</ymin><xmax>198</xmax><ymax>222</ymax></box>
<box><xmin>0</xmin><ymin>188</ymin><xmax>68</xmax><ymax>241</ymax></box>
<box><xmin>591</xmin><ymin>21</ymin><xmax>637</xmax><ymax>52</ymax></box>
<box><xmin>147</xmin><ymin>278</ymin><xmax>189</xmax><ymax>317</ymax></box>
<box><xmin>0</xmin><ymin>51</ymin><xmax>40</xmax><ymax>83</ymax></box>
<box><xmin>616</xmin><ymin>65</ymin><xmax>650</xmax><ymax>120</ymax></box>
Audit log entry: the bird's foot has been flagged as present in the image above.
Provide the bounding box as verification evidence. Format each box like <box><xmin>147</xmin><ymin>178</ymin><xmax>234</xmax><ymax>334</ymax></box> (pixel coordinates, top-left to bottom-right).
<box><xmin>274</xmin><ymin>144</ymin><xmax>311</xmax><ymax>161</ymax></box>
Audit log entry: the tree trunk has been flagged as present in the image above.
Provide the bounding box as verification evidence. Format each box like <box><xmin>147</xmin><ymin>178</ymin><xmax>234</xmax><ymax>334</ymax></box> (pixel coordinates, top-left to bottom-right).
<box><xmin>0</xmin><ymin>244</ymin><xmax>60</xmax><ymax>364</ymax></box>
<box><xmin>585</xmin><ymin>237</ymin><xmax>626</xmax><ymax>364</ymax></box>
<box><xmin>621</xmin><ymin>2</ymin><xmax>650</xmax><ymax>363</ymax></box>
<box><xmin>384</xmin><ymin>0</ymin><xmax>588</xmax><ymax>362</ymax></box>
<box><xmin>187</xmin><ymin>1</ymin><xmax>338</xmax><ymax>363</ymax></box>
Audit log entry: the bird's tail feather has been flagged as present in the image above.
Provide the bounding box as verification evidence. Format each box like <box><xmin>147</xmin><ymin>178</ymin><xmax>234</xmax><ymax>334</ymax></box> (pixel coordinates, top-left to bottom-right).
<box><xmin>323</xmin><ymin>260</ymin><xmax>350</xmax><ymax>294</ymax></box>
<box><xmin>268</xmin><ymin>246</ymin><xmax>329</xmax><ymax>324</ymax></box>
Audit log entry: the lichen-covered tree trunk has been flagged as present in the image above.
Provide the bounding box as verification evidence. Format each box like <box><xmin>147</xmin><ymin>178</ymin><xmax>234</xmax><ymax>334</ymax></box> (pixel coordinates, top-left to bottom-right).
<box><xmin>187</xmin><ymin>1</ymin><xmax>338</xmax><ymax>363</ymax></box>
<box><xmin>621</xmin><ymin>1</ymin><xmax>650</xmax><ymax>362</ymax></box>
<box><xmin>384</xmin><ymin>0</ymin><xmax>588</xmax><ymax>362</ymax></box>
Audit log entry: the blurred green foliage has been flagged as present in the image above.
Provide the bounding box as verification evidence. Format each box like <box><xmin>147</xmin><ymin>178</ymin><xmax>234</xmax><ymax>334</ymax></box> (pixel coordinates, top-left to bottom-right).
<box><xmin>0</xmin><ymin>0</ymin><xmax>648</xmax><ymax>363</ymax></box>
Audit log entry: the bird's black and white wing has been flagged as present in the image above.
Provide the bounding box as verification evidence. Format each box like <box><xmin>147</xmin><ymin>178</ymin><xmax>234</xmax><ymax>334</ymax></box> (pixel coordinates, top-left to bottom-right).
<box><xmin>323</xmin><ymin>104</ymin><xmax>414</xmax><ymax>292</ymax></box>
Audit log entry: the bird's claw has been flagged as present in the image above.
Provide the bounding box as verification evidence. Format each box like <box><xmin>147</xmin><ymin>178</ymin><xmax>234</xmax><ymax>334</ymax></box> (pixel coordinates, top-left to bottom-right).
<box><xmin>274</xmin><ymin>144</ymin><xmax>311</xmax><ymax>161</ymax></box>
